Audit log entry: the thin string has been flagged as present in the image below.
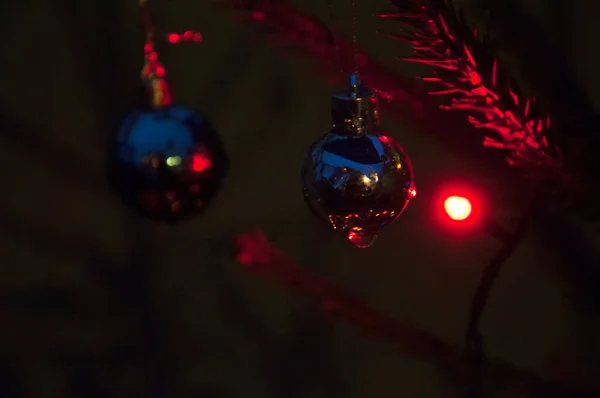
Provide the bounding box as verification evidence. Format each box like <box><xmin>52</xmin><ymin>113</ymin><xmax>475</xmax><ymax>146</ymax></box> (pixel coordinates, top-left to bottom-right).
<box><xmin>139</xmin><ymin>0</ymin><xmax>154</xmax><ymax>46</ymax></box>
<box><xmin>350</xmin><ymin>0</ymin><xmax>359</xmax><ymax>76</ymax></box>
<box><xmin>327</xmin><ymin>0</ymin><xmax>344</xmax><ymax>75</ymax></box>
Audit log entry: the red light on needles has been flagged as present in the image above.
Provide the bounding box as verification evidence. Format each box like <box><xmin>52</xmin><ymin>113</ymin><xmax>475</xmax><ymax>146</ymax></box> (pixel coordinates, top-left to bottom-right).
<box><xmin>444</xmin><ymin>196</ymin><xmax>472</xmax><ymax>221</ymax></box>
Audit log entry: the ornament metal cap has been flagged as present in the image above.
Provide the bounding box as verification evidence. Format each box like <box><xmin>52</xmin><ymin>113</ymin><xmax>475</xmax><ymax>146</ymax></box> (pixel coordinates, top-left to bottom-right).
<box><xmin>331</xmin><ymin>73</ymin><xmax>379</xmax><ymax>135</ymax></box>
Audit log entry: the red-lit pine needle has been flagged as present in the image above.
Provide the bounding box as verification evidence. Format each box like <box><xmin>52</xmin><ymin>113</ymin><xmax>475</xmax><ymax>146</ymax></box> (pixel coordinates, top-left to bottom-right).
<box><xmin>379</xmin><ymin>0</ymin><xmax>563</xmax><ymax>175</ymax></box>
<box><xmin>210</xmin><ymin>1</ymin><xmax>589</xmax><ymax>395</ymax></box>
<box><xmin>214</xmin><ymin>0</ymin><xmax>564</xmax><ymax>179</ymax></box>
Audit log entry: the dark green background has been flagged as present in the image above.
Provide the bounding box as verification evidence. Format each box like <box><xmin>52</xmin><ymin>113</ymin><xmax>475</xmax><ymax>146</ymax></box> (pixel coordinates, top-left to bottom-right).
<box><xmin>0</xmin><ymin>0</ymin><xmax>599</xmax><ymax>396</ymax></box>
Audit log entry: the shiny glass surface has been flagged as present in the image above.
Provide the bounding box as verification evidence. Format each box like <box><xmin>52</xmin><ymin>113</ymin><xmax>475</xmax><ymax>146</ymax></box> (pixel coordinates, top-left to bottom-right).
<box><xmin>302</xmin><ymin>131</ymin><xmax>415</xmax><ymax>247</ymax></box>
<box><xmin>107</xmin><ymin>105</ymin><xmax>228</xmax><ymax>222</ymax></box>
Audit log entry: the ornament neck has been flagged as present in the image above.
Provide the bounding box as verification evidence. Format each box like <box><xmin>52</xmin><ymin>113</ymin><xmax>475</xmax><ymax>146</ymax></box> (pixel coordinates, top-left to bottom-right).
<box><xmin>330</xmin><ymin>74</ymin><xmax>379</xmax><ymax>135</ymax></box>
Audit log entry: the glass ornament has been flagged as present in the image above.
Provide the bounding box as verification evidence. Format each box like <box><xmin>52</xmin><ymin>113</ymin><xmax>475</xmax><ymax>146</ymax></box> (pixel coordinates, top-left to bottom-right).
<box><xmin>107</xmin><ymin>104</ymin><xmax>228</xmax><ymax>222</ymax></box>
<box><xmin>302</xmin><ymin>74</ymin><xmax>416</xmax><ymax>248</ymax></box>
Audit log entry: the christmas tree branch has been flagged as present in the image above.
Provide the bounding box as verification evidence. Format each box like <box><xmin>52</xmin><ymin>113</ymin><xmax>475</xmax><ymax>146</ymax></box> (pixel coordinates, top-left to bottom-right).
<box><xmin>216</xmin><ymin>0</ymin><xmax>566</xmax><ymax>180</ymax></box>
<box><xmin>234</xmin><ymin>231</ymin><xmax>596</xmax><ymax>398</ymax></box>
<box><xmin>466</xmin><ymin>188</ymin><xmax>537</xmax><ymax>398</ymax></box>
<box><xmin>379</xmin><ymin>0</ymin><xmax>564</xmax><ymax>177</ymax></box>
<box><xmin>213</xmin><ymin>0</ymin><xmax>524</xmax><ymax>177</ymax></box>
<box><xmin>211</xmin><ymin>0</ymin><xmax>424</xmax><ymax>114</ymax></box>
<box><xmin>214</xmin><ymin>0</ymin><xmax>593</xmax><ymax>395</ymax></box>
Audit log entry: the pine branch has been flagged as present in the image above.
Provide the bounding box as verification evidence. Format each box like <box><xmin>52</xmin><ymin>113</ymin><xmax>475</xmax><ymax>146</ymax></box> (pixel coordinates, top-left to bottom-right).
<box><xmin>466</xmin><ymin>191</ymin><xmax>536</xmax><ymax>398</ymax></box>
<box><xmin>213</xmin><ymin>0</ymin><xmax>529</xmax><ymax>180</ymax></box>
<box><xmin>379</xmin><ymin>0</ymin><xmax>564</xmax><ymax>177</ymax></box>
<box><xmin>211</xmin><ymin>0</ymin><xmax>597</xmax><ymax>395</ymax></box>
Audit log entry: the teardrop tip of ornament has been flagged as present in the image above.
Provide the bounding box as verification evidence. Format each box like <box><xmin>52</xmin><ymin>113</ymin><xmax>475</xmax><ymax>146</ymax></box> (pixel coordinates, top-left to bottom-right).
<box><xmin>347</xmin><ymin>232</ymin><xmax>378</xmax><ymax>248</ymax></box>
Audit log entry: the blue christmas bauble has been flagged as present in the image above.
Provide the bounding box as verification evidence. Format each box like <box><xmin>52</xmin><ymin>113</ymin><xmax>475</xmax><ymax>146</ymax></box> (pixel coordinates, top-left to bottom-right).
<box><xmin>108</xmin><ymin>105</ymin><xmax>228</xmax><ymax>221</ymax></box>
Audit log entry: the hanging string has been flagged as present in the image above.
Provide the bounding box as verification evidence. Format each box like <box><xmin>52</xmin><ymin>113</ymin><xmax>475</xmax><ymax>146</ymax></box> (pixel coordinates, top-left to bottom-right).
<box><xmin>350</xmin><ymin>0</ymin><xmax>359</xmax><ymax>76</ymax></box>
<box><xmin>326</xmin><ymin>0</ymin><xmax>360</xmax><ymax>86</ymax></box>
<box><xmin>138</xmin><ymin>0</ymin><xmax>203</xmax><ymax>109</ymax></box>
<box><xmin>327</xmin><ymin>0</ymin><xmax>344</xmax><ymax>75</ymax></box>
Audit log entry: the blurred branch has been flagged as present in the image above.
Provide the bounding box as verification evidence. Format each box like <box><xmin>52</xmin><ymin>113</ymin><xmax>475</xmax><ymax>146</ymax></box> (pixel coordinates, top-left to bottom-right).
<box><xmin>466</xmin><ymin>187</ymin><xmax>537</xmax><ymax>398</ymax></box>
<box><xmin>0</xmin><ymin>107</ymin><xmax>106</xmax><ymax>189</ymax></box>
<box><xmin>233</xmin><ymin>231</ymin><xmax>597</xmax><ymax>398</ymax></box>
<box><xmin>475</xmin><ymin>0</ymin><xmax>593</xmax><ymax>118</ymax></box>
<box><xmin>212</xmin><ymin>0</ymin><xmax>421</xmax><ymax>110</ymax></box>
<box><xmin>213</xmin><ymin>0</ymin><xmax>520</xmax><ymax>183</ymax></box>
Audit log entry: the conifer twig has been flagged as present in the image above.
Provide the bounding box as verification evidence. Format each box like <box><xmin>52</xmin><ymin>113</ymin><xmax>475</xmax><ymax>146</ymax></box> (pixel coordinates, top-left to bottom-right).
<box><xmin>379</xmin><ymin>0</ymin><xmax>564</xmax><ymax>177</ymax></box>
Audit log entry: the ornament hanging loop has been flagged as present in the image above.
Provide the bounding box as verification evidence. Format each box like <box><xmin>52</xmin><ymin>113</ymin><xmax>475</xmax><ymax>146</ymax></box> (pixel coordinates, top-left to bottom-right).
<box><xmin>350</xmin><ymin>0</ymin><xmax>359</xmax><ymax>76</ymax></box>
<box><xmin>328</xmin><ymin>0</ymin><xmax>377</xmax><ymax>136</ymax></box>
<box><xmin>331</xmin><ymin>73</ymin><xmax>380</xmax><ymax>135</ymax></box>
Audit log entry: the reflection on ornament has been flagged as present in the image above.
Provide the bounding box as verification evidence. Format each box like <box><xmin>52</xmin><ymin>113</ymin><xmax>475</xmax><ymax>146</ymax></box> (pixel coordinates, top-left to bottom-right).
<box><xmin>108</xmin><ymin>105</ymin><xmax>228</xmax><ymax>222</ymax></box>
<box><xmin>302</xmin><ymin>74</ymin><xmax>416</xmax><ymax>248</ymax></box>
<box><xmin>108</xmin><ymin>0</ymin><xmax>226</xmax><ymax>221</ymax></box>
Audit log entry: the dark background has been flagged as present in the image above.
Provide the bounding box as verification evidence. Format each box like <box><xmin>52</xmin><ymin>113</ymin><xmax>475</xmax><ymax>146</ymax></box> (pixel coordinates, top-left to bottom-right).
<box><xmin>0</xmin><ymin>0</ymin><xmax>599</xmax><ymax>396</ymax></box>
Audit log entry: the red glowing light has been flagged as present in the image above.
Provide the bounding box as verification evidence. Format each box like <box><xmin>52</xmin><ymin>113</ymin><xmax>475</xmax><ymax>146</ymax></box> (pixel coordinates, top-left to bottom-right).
<box><xmin>444</xmin><ymin>196</ymin><xmax>472</xmax><ymax>221</ymax></box>
<box><xmin>191</xmin><ymin>153</ymin><xmax>212</xmax><ymax>173</ymax></box>
<box><xmin>168</xmin><ymin>33</ymin><xmax>180</xmax><ymax>43</ymax></box>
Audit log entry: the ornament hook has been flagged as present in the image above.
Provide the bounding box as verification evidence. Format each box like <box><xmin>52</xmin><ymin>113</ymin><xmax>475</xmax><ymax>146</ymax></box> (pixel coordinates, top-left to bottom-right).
<box><xmin>330</xmin><ymin>73</ymin><xmax>379</xmax><ymax>135</ymax></box>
